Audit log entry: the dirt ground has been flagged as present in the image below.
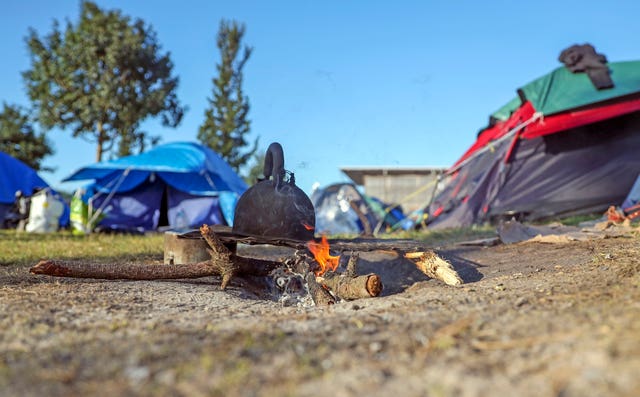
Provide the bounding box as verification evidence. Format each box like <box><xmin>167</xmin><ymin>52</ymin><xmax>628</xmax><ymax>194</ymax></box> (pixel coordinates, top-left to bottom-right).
<box><xmin>1</xmin><ymin>231</ymin><xmax>639</xmax><ymax>397</ymax></box>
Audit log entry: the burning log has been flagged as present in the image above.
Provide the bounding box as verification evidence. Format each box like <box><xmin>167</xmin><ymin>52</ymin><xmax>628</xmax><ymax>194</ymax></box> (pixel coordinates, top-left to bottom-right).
<box><xmin>404</xmin><ymin>251</ymin><xmax>463</xmax><ymax>286</ymax></box>
<box><xmin>307</xmin><ymin>235</ymin><xmax>340</xmax><ymax>276</ymax></box>
<box><xmin>282</xmin><ymin>253</ymin><xmax>337</xmax><ymax>306</ymax></box>
<box><xmin>306</xmin><ymin>240</ymin><xmax>383</xmax><ymax>302</ymax></box>
<box><xmin>283</xmin><ymin>251</ymin><xmax>381</xmax><ymax>304</ymax></box>
<box><xmin>305</xmin><ymin>272</ymin><xmax>336</xmax><ymax>306</ymax></box>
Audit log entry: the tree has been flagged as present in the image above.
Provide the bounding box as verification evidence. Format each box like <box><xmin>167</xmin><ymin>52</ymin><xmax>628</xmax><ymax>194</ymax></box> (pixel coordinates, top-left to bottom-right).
<box><xmin>198</xmin><ymin>19</ymin><xmax>257</xmax><ymax>172</ymax></box>
<box><xmin>23</xmin><ymin>1</ymin><xmax>184</xmax><ymax>162</ymax></box>
<box><xmin>0</xmin><ymin>102</ymin><xmax>54</xmax><ymax>171</ymax></box>
<box><xmin>243</xmin><ymin>151</ymin><xmax>266</xmax><ymax>185</ymax></box>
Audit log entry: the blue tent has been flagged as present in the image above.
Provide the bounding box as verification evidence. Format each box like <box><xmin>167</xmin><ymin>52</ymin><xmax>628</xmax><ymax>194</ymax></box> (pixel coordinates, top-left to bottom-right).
<box><xmin>63</xmin><ymin>142</ymin><xmax>248</xmax><ymax>232</ymax></box>
<box><xmin>0</xmin><ymin>151</ymin><xmax>70</xmax><ymax>228</ymax></box>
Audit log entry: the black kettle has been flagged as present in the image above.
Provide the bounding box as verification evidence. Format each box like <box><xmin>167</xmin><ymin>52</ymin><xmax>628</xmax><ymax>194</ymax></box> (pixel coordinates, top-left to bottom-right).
<box><xmin>232</xmin><ymin>142</ymin><xmax>316</xmax><ymax>241</ymax></box>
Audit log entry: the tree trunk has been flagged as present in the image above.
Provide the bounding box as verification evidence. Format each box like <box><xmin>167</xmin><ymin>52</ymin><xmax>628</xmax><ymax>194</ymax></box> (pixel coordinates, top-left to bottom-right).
<box><xmin>96</xmin><ymin>120</ymin><xmax>104</xmax><ymax>162</ymax></box>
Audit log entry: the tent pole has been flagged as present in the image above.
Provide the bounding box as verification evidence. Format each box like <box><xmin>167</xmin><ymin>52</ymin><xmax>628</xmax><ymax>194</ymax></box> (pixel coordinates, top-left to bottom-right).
<box><xmin>87</xmin><ymin>168</ymin><xmax>132</xmax><ymax>231</ymax></box>
<box><xmin>446</xmin><ymin>112</ymin><xmax>542</xmax><ymax>175</ymax></box>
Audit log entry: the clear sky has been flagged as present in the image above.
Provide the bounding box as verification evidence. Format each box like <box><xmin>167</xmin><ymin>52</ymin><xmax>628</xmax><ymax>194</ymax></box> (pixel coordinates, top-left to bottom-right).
<box><xmin>2</xmin><ymin>0</ymin><xmax>639</xmax><ymax>194</ymax></box>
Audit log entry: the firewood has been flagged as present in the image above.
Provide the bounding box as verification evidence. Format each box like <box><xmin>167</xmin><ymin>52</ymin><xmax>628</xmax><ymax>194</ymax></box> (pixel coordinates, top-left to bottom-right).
<box><xmin>30</xmin><ymin>259</ymin><xmax>217</xmax><ymax>280</ymax></box>
<box><xmin>319</xmin><ymin>273</ymin><xmax>382</xmax><ymax>299</ymax></box>
<box><xmin>344</xmin><ymin>252</ymin><xmax>359</xmax><ymax>278</ymax></box>
<box><xmin>404</xmin><ymin>251</ymin><xmax>463</xmax><ymax>286</ymax></box>
<box><xmin>317</xmin><ymin>253</ymin><xmax>382</xmax><ymax>299</ymax></box>
<box><xmin>284</xmin><ymin>253</ymin><xmax>337</xmax><ymax>306</ymax></box>
<box><xmin>305</xmin><ymin>272</ymin><xmax>336</xmax><ymax>306</ymax></box>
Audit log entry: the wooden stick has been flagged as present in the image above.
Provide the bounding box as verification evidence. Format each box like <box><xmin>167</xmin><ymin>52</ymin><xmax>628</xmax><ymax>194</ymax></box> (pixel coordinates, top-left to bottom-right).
<box><xmin>404</xmin><ymin>251</ymin><xmax>463</xmax><ymax>286</ymax></box>
<box><xmin>29</xmin><ymin>257</ymin><xmax>280</xmax><ymax>281</ymax></box>
<box><xmin>200</xmin><ymin>224</ymin><xmax>236</xmax><ymax>289</ymax></box>
<box><xmin>30</xmin><ymin>225</ymin><xmax>281</xmax><ymax>289</ymax></box>
<box><xmin>344</xmin><ymin>252</ymin><xmax>359</xmax><ymax>278</ymax></box>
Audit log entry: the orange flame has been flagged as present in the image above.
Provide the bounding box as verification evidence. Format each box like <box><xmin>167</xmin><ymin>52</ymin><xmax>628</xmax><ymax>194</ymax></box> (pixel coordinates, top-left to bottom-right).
<box><xmin>307</xmin><ymin>234</ymin><xmax>340</xmax><ymax>276</ymax></box>
<box><xmin>302</xmin><ymin>222</ymin><xmax>315</xmax><ymax>231</ymax></box>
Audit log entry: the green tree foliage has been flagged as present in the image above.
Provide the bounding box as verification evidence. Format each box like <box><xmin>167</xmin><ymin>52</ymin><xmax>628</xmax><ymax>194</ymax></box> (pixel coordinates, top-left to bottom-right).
<box><xmin>198</xmin><ymin>19</ymin><xmax>257</xmax><ymax>172</ymax></box>
<box><xmin>0</xmin><ymin>102</ymin><xmax>53</xmax><ymax>171</ymax></box>
<box><xmin>23</xmin><ymin>1</ymin><xmax>184</xmax><ymax>162</ymax></box>
<box><xmin>243</xmin><ymin>152</ymin><xmax>266</xmax><ymax>185</ymax></box>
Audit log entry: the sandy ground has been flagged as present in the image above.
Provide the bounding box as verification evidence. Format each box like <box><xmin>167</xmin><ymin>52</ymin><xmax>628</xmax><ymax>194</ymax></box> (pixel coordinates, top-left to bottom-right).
<box><xmin>1</xmin><ymin>233</ymin><xmax>639</xmax><ymax>397</ymax></box>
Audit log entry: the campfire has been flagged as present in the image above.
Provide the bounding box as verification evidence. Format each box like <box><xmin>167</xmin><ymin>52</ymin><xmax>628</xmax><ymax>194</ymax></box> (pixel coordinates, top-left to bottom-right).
<box><xmin>29</xmin><ymin>143</ymin><xmax>462</xmax><ymax>305</ymax></box>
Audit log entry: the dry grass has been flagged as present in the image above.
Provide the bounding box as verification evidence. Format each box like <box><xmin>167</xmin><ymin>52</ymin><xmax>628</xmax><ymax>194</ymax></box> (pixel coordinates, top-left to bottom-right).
<box><xmin>1</xmin><ymin>228</ymin><xmax>639</xmax><ymax>396</ymax></box>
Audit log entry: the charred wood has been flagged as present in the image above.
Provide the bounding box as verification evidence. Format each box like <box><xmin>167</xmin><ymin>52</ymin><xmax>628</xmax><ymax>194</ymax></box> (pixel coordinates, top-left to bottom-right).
<box><xmin>305</xmin><ymin>272</ymin><xmax>336</xmax><ymax>306</ymax></box>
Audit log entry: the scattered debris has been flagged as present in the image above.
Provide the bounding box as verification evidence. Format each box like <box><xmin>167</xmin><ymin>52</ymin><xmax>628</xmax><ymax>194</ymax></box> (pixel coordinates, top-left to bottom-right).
<box><xmin>496</xmin><ymin>220</ymin><xmax>639</xmax><ymax>245</ymax></box>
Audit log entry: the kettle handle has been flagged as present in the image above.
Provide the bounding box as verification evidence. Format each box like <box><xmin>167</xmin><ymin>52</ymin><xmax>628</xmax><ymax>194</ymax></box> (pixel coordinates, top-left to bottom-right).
<box><xmin>263</xmin><ymin>142</ymin><xmax>285</xmax><ymax>188</ymax></box>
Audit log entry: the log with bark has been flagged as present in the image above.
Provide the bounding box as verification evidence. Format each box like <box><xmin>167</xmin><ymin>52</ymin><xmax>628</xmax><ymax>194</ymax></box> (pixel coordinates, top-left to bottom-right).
<box><xmin>317</xmin><ymin>253</ymin><xmax>382</xmax><ymax>299</ymax></box>
<box><xmin>30</xmin><ymin>225</ymin><xmax>281</xmax><ymax>289</ymax></box>
<box><xmin>29</xmin><ymin>257</ymin><xmax>279</xmax><ymax>282</ymax></box>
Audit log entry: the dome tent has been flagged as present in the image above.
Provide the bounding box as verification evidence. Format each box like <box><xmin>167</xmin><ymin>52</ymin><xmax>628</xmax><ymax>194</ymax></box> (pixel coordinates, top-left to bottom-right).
<box><xmin>63</xmin><ymin>142</ymin><xmax>247</xmax><ymax>233</ymax></box>
<box><xmin>427</xmin><ymin>57</ymin><xmax>640</xmax><ymax>229</ymax></box>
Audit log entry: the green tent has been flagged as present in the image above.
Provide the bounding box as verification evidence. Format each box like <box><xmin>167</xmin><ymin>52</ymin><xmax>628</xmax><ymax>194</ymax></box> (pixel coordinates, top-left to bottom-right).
<box><xmin>490</xmin><ymin>60</ymin><xmax>640</xmax><ymax>122</ymax></box>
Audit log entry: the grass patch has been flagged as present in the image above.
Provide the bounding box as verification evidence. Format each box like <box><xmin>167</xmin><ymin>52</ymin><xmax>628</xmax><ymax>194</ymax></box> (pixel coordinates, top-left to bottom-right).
<box><xmin>0</xmin><ymin>230</ymin><xmax>164</xmax><ymax>267</ymax></box>
<box><xmin>550</xmin><ymin>213</ymin><xmax>603</xmax><ymax>226</ymax></box>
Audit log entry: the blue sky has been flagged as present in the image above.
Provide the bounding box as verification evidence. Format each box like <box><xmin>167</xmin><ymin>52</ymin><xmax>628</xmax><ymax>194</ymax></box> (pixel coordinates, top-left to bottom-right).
<box><xmin>2</xmin><ymin>0</ymin><xmax>639</xmax><ymax>194</ymax></box>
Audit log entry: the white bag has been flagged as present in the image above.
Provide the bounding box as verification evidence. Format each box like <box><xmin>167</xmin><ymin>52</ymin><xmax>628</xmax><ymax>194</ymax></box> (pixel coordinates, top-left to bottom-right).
<box><xmin>25</xmin><ymin>189</ymin><xmax>65</xmax><ymax>233</ymax></box>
